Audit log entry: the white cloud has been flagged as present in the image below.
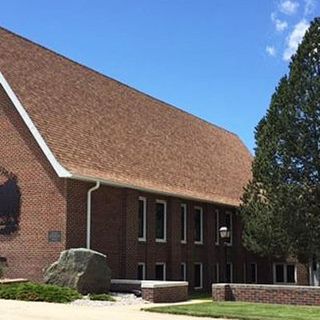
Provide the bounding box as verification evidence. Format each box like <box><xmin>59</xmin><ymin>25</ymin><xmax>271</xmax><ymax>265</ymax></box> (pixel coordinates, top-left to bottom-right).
<box><xmin>271</xmin><ymin>13</ymin><xmax>288</xmax><ymax>32</ymax></box>
<box><xmin>304</xmin><ymin>0</ymin><xmax>316</xmax><ymax>15</ymax></box>
<box><xmin>279</xmin><ymin>0</ymin><xmax>300</xmax><ymax>15</ymax></box>
<box><xmin>283</xmin><ymin>20</ymin><xmax>309</xmax><ymax>61</ymax></box>
<box><xmin>266</xmin><ymin>46</ymin><xmax>277</xmax><ymax>57</ymax></box>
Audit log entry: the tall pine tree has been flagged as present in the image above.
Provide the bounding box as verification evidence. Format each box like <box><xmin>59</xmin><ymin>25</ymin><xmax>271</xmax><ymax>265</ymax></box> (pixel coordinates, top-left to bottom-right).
<box><xmin>241</xmin><ymin>18</ymin><xmax>320</xmax><ymax>263</ymax></box>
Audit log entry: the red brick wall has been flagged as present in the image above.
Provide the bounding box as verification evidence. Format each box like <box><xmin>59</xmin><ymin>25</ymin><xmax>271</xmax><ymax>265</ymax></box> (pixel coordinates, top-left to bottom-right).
<box><xmin>142</xmin><ymin>285</ymin><xmax>188</xmax><ymax>303</ymax></box>
<box><xmin>0</xmin><ymin>85</ymin><xmax>67</xmax><ymax>281</ymax></box>
<box><xmin>212</xmin><ymin>284</ymin><xmax>320</xmax><ymax>305</ymax></box>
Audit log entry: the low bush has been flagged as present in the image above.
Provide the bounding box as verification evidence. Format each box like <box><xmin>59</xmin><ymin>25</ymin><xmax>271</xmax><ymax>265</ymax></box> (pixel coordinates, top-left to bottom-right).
<box><xmin>0</xmin><ymin>282</ymin><xmax>81</xmax><ymax>303</ymax></box>
<box><xmin>89</xmin><ymin>293</ymin><xmax>115</xmax><ymax>301</ymax></box>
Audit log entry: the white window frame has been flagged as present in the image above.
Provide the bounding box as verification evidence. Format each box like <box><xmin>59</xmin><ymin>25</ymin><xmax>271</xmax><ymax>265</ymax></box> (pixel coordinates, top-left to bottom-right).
<box><xmin>215</xmin><ymin>209</ymin><xmax>220</xmax><ymax>245</ymax></box>
<box><xmin>181</xmin><ymin>262</ymin><xmax>187</xmax><ymax>281</ymax></box>
<box><xmin>194</xmin><ymin>206</ymin><xmax>203</xmax><ymax>245</ymax></box>
<box><xmin>194</xmin><ymin>262</ymin><xmax>203</xmax><ymax>289</ymax></box>
<box><xmin>226</xmin><ymin>262</ymin><xmax>233</xmax><ymax>283</ymax></box>
<box><xmin>138</xmin><ymin>262</ymin><xmax>146</xmax><ymax>280</ymax></box>
<box><xmin>155</xmin><ymin>262</ymin><xmax>166</xmax><ymax>280</ymax></box>
<box><xmin>225</xmin><ymin>211</ymin><xmax>233</xmax><ymax>246</ymax></box>
<box><xmin>181</xmin><ymin>203</ymin><xmax>187</xmax><ymax>244</ymax></box>
<box><xmin>138</xmin><ymin>197</ymin><xmax>147</xmax><ymax>242</ymax></box>
<box><xmin>155</xmin><ymin>200</ymin><xmax>167</xmax><ymax>243</ymax></box>
<box><xmin>273</xmin><ymin>263</ymin><xmax>297</xmax><ymax>284</ymax></box>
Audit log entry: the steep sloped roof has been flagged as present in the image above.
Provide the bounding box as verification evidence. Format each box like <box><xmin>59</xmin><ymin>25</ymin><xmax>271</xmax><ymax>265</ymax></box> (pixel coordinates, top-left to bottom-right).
<box><xmin>0</xmin><ymin>27</ymin><xmax>252</xmax><ymax>206</ymax></box>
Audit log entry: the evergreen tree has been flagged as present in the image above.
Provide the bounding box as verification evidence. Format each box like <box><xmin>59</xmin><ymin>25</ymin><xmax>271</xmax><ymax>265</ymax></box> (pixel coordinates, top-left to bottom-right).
<box><xmin>241</xmin><ymin>18</ymin><xmax>320</xmax><ymax>262</ymax></box>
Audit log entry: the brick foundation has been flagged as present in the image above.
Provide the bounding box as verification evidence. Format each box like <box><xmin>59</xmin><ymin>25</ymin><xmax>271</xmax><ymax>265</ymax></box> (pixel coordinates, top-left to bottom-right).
<box><xmin>212</xmin><ymin>284</ymin><xmax>320</xmax><ymax>306</ymax></box>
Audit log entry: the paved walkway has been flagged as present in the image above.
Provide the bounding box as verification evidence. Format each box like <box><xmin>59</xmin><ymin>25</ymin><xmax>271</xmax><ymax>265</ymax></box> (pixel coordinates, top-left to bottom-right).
<box><xmin>0</xmin><ymin>299</ymin><xmax>219</xmax><ymax>320</ymax></box>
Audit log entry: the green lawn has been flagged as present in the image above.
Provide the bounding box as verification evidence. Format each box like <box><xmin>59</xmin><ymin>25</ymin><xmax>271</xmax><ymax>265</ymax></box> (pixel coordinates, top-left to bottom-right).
<box><xmin>144</xmin><ymin>301</ymin><xmax>320</xmax><ymax>320</ymax></box>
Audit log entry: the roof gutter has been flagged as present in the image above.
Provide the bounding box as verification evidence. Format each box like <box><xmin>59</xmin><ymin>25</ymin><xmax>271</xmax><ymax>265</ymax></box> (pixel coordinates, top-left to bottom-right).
<box><xmin>86</xmin><ymin>181</ymin><xmax>100</xmax><ymax>249</ymax></box>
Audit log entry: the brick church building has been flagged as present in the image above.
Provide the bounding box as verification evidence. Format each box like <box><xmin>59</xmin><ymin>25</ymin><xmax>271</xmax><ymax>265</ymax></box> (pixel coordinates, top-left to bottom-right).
<box><xmin>0</xmin><ymin>27</ymin><xmax>309</xmax><ymax>290</ymax></box>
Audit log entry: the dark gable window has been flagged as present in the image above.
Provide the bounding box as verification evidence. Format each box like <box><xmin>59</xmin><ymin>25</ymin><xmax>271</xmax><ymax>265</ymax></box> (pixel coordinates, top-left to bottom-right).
<box><xmin>137</xmin><ymin>263</ymin><xmax>145</xmax><ymax>280</ymax></box>
<box><xmin>287</xmin><ymin>265</ymin><xmax>295</xmax><ymax>283</ymax></box>
<box><xmin>276</xmin><ymin>264</ymin><xmax>285</xmax><ymax>283</ymax></box>
<box><xmin>181</xmin><ymin>204</ymin><xmax>187</xmax><ymax>243</ymax></box>
<box><xmin>138</xmin><ymin>197</ymin><xmax>146</xmax><ymax>240</ymax></box>
<box><xmin>250</xmin><ymin>263</ymin><xmax>257</xmax><ymax>283</ymax></box>
<box><xmin>225</xmin><ymin>212</ymin><xmax>232</xmax><ymax>245</ymax></box>
<box><xmin>274</xmin><ymin>264</ymin><xmax>295</xmax><ymax>283</ymax></box>
<box><xmin>156</xmin><ymin>201</ymin><xmax>166</xmax><ymax>241</ymax></box>
<box><xmin>180</xmin><ymin>263</ymin><xmax>186</xmax><ymax>281</ymax></box>
<box><xmin>194</xmin><ymin>263</ymin><xmax>202</xmax><ymax>289</ymax></box>
<box><xmin>155</xmin><ymin>264</ymin><xmax>165</xmax><ymax>280</ymax></box>
<box><xmin>226</xmin><ymin>263</ymin><xmax>233</xmax><ymax>283</ymax></box>
<box><xmin>194</xmin><ymin>207</ymin><xmax>203</xmax><ymax>243</ymax></box>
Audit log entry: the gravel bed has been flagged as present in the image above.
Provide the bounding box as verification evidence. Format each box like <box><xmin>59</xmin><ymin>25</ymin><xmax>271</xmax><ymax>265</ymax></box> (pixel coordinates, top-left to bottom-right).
<box><xmin>71</xmin><ymin>292</ymin><xmax>150</xmax><ymax>307</ymax></box>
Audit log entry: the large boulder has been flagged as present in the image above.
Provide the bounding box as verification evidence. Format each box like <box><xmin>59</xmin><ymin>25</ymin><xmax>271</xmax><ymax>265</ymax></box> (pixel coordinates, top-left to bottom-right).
<box><xmin>44</xmin><ymin>248</ymin><xmax>111</xmax><ymax>294</ymax></box>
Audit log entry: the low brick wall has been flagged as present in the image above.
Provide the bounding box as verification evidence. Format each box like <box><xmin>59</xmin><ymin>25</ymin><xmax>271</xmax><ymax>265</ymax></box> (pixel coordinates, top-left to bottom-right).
<box><xmin>212</xmin><ymin>284</ymin><xmax>320</xmax><ymax>306</ymax></box>
<box><xmin>142</xmin><ymin>281</ymin><xmax>188</xmax><ymax>303</ymax></box>
<box><xmin>111</xmin><ymin>279</ymin><xmax>188</xmax><ymax>303</ymax></box>
<box><xmin>110</xmin><ymin>279</ymin><xmax>141</xmax><ymax>293</ymax></box>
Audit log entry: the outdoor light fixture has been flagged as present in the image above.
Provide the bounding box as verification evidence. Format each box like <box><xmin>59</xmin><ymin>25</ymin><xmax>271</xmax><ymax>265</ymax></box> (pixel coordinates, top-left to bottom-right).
<box><xmin>219</xmin><ymin>226</ymin><xmax>230</xmax><ymax>240</ymax></box>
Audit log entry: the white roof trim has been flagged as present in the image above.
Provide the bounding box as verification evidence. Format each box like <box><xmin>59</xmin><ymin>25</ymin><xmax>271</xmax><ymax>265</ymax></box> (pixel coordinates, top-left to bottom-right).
<box><xmin>0</xmin><ymin>71</ymin><xmax>71</xmax><ymax>178</ymax></box>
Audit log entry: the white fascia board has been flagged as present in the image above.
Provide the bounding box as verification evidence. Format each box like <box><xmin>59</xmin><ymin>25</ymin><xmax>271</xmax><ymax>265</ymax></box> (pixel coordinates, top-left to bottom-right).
<box><xmin>0</xmin><ymin>72</ymin><xmax>71</xmax><ymax>178</ymax></box>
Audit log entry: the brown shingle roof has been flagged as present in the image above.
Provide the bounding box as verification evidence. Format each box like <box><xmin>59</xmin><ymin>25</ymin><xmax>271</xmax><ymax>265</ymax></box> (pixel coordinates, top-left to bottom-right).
<box><xmin>0</xmin><ymin>27</ymin><xmax>252</xmax><ymax>207</ymax></box>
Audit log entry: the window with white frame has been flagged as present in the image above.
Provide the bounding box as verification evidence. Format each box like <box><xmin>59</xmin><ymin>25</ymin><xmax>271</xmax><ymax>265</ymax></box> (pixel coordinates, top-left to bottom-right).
<box><xmin>194</xmin><ymin>207</ymin><xmax>203</xmax><ymax>244</ymax></box>
<box><xmin>194</xmin><ymin>263</ymin><xmax>203</xmax><ymax>289</ymax></box>
<box><xmin>138</xmin><ymin>197</ymin><xmax>147</xmax><ymax>241</ymax></box>
<box><xmin>137</xmin><ymin>262</ymin><xmax>146</xmax><ymax>280</ymax></box>
<box><xmin>226</xmin><ymin>263</ymin><xmax>233</xmax><ymax>283</ymax></box>
<box><xmin>215</xmin><ymin>210</ymin><xmax>219</xmax><ymax>245</ymax></box>
<box><xmin>181</xmin><ymin>262</ymin><xmax>187</xmax><ymax>281</ymax></box>
<box><xmin>225</xmin><ymin>211</ymin><xmax>233</xmax><ymax>246</ymax></box>
<box><xmin>155</xmin><ymin>263</ymin><xmax>166</xmax><ymax>280</ymax></box>
<box><xmin>155</xmin><ymin>200</ymin><xmax>167</xmax><ymax>242</ymax></box>
<box><xmin>181</xmin><ymin>204</ymin><xmax>187</xmax><ymax>243</ymax></box>
<box><xmin>273</xmin><ymin>263</ymin><xmax>296</xmax><ymax>284</ymax></box>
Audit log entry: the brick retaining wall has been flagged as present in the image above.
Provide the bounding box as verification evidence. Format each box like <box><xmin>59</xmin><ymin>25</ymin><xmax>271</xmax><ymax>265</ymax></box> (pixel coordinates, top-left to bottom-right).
<box><xmin>212</xmin><ymin>284</ymin><xmax>320</xmax><ymax>306</ymax></box>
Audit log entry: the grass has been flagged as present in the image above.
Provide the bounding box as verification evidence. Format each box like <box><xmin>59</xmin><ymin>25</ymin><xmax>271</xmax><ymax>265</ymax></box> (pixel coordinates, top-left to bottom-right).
<box><xmin>89</xmin><ymin>293</ymin><xmax>115</xmax><ymax>301</ymax></box>
<box><xmin>0</xmin><ymin>282</ymin><xmax>81</xmax><ymax>303</ymax></box>
<box><xmin>189</xmin><ymin>291</ymin><xmax>212</xmax><ymax>300</ymax></box>
<box><xmin>144</xmin><ymin>301</ymin><xmax>320</xmax><ymax>320</ymax></box>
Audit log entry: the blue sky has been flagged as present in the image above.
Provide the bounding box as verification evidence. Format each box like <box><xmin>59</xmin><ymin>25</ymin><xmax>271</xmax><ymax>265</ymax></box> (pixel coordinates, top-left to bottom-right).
<box><xmin>0</xmin><ymin>1</ymin><xmax>319</xmax><ymax>152</ymax></box>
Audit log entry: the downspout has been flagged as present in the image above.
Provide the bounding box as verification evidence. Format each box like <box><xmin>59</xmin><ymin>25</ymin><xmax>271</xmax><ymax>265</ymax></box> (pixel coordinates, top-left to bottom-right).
<box><xmin>86</xmin><ymin>181</ymin><xmax>100</xmax><ymax>249</ymax></box>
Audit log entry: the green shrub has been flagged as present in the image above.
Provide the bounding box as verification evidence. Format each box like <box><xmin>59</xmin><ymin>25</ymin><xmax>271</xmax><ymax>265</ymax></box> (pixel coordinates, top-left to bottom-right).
<box><xmin>89</xmin><ymin>293</ymin><xmax>115</xmax><ymax>302</ymax></box>
<box><xmin>0</xmin><ymin>282</ymin><xmax>81</xmax><ymax>303</ymax></box>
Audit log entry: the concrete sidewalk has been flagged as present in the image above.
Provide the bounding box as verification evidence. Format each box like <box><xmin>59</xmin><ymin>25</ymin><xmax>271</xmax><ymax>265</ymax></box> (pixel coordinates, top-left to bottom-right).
<box><xmin>0</xmin><ymin>299</ymin><xmax>218</xmax><ymax>320</ymax></box>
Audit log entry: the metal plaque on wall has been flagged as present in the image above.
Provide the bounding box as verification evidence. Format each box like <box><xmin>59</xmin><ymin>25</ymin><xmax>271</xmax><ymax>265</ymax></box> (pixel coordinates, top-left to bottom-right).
<box><xmin>48</xmin><ymin>231</ymin><xmax>62</xmax><ymax>243</ymax></box>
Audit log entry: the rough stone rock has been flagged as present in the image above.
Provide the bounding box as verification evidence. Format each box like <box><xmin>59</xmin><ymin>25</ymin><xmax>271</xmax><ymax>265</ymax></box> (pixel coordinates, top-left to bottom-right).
<box><xmin>44</xmin><ymin>248</ymin><xmax>111</xmax><ymax>294</ymax></box>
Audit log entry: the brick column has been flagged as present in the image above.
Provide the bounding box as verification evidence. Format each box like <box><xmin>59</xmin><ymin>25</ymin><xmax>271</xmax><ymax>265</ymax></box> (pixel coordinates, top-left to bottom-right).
<box><xmin>169</xmin><ymin>198</ymin><xmax>181</xmax><ymax>280</ymax></box>
<box><xmin>122</xmin><ymin>188</ymin><xmax>139</xmax><ymax>279</ymax></box>
<box><xmin>146</xmin><ymin>197</ymin><xmax>156</xmax><ymax>279</ymax></box>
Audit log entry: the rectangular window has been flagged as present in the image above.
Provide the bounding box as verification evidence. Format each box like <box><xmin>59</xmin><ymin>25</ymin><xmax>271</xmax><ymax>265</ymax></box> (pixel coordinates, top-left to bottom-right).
<box><xmin>181</xmin><ymin>262</ymin><xmax>187</xmax><ymax>281</ymax></box>
<box><xmin>138</xmin><ymin>197</ymin><xmax>147</xmax><ymax>241</ymax></box>
<box><xmin>214</xmin><ymin>263</ymin><xmax>220</xmax><ymax>283</ymax></box>
<box><xmin>137</xmin><ymin>263</ymin><xmax>146</xmax><ymax>280</ymax></box>
<box><xmin>226</xmin><ymin>263</ymin><xmax>233</xmax><ymax>283</ymax></box>
<box><xmin>194</xmin><ymin>263</ymin><xmax>203</xmax><ymax>289</ymax></box>
<box><xmin>249</xmin><ymin>263</ymin><xmax>257</xmax><ymax>283</ymax></box>
<box><xmin>215</xmin><ymin>210</ymin><xmax>219</xmax><ymax>245</ymax></box>
<box><xmin>225</xmin><ymin>212</ymin><xmax>233</xmax><ymax>246</ymax></box>
<box><xmin>155</xmin><ymin>263</ymin><xmax>166</xmax><ymax>281</ymax></box>
<box><xmin>156</xmin><ymin>200</ymin><xmax>167</xmax><ymax>242</ymax></box>
<box><xmin>273</xmin><ymin>263</ymin><xmax>296</xmax><ymax>284</ymax></box>
<box><xmin>181</xmin><ymin>204</ymin><xmax>187</xmax><ymax>243</ymax></box>
<box><xmin>194</xmin><ymin>207</ymin><xmax>203</xmax><ymax>244</ymax></box>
